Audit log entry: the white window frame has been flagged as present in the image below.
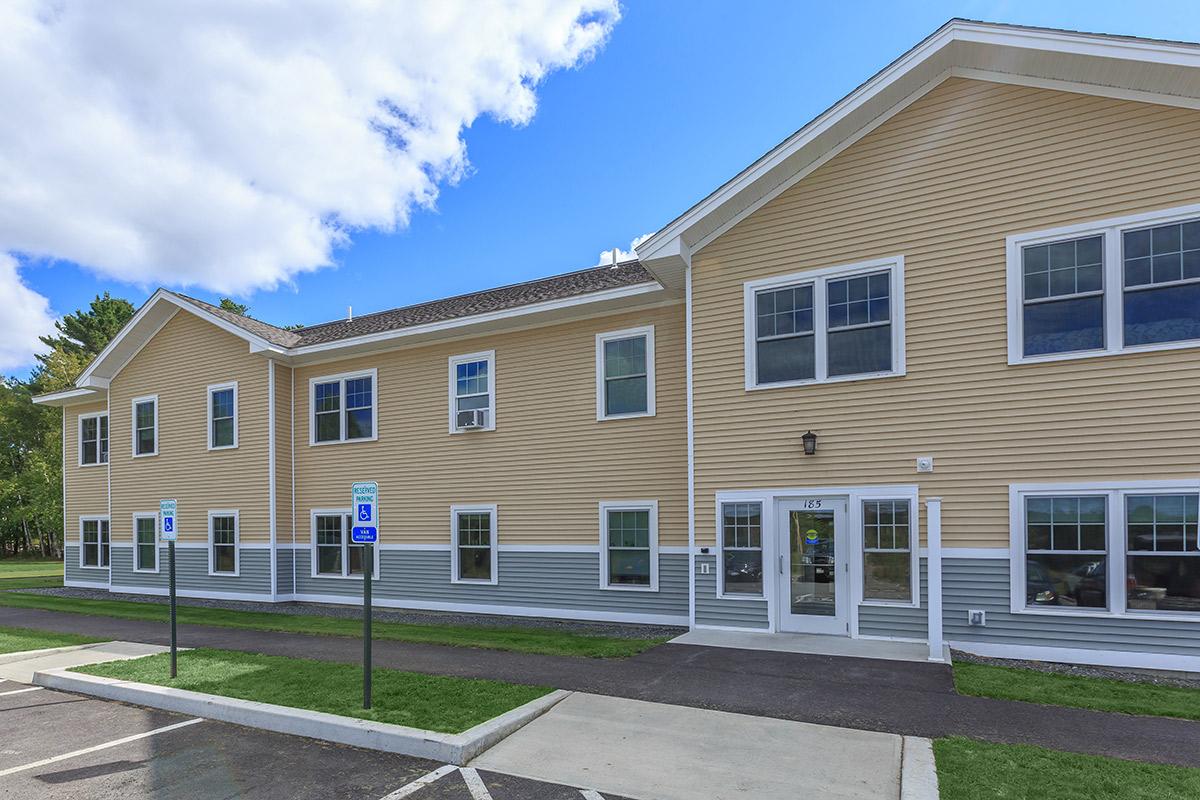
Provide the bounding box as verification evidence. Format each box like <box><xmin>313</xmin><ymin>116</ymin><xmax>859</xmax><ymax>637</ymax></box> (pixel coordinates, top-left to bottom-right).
<box><xmin>78</xmin><ymin>411</ymin><xmax>109</xmax><ymax>467</ymax></box>
<box><xmin>859</xmin><ymin>497</ymin><xmax>920</xmax><ymax>609</ymax></box>
<box><xmin>309</xmin><ymin>369</ymin><xmax>378</xmax><ymax>446</ymax></box>
<box><xmin>78</xmin><ymin>516</ymin><xmax>110</xmax><ymax>570</ymax></box>
<box><xmin>207</xmin><ymin>510</ymin><xmax>240</xmax><ymax>577</ymax></box>
<box><xmin>448</xmin><ymin>351</ymin><xmax>496</xmax><ymax>433</ymax></box>
<box><xmin>1006</xmin><ymin>202</ymin><xmax>1200</xmax><ymax>365</ymax></box>
<box><xmin>132</xmin><ymin>512</ymin><xmax>159</xmax><ymax>573</ymax></box>
<box><xmin>595</xmin><ymin>326</ymin><xmax>656</xmax><ymax>420</ymax></box>
<box><xmin>1009</xmin><ymin>480</ymin><xmax>1200</xmax><ymax>623</ymax></box>
<box><xmin>715</xmin><ymin>500</ymin><xmax>766</xmax><ymax>600</ymax></box>
<box><xmin>309</xmin><ymin>509</ymin><xmax>379</xmax><ymax>579</ymax></box>
<box><xmin>450</xmin><ymin>504</ymin><xmax>499</xmax><ymax>584</ymax></box>
<box><xmin>744</xmin><ymin>256</ymin><xmax>906</xmax><ymax>390</ymax></box>
<box><xmin>599</xmin><ymin>500</ymin><xmax>659</xmax><ymax>591</ymax></box>
<box><xmin>207</xmin><ymin>381</ymin><xmax>239</xmax><ymax>450</ymax></box>
<box><xmin>131</xmin><ymin>395</ymin><xmax>158</xmax><ymax>457</ymax></box>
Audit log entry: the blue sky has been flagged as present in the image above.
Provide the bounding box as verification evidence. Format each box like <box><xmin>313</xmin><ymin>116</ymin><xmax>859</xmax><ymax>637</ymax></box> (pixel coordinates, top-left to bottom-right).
<box><xmin>18</xmin><ymin>1</ymin><xmax>1200</xmax><ymax>361</ymax></box>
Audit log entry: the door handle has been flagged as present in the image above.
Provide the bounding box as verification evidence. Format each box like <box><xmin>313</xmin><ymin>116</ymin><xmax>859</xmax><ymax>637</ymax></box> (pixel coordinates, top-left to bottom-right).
<box><xmin>779</xmin><ymin>554</ymin><xmax>784</xmax><ymax>575</ymax></box>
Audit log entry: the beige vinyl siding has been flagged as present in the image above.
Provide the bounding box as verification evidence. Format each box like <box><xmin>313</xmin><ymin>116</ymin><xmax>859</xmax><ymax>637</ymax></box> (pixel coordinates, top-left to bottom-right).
<box><xmin>692</xmin><ymin>78</ymin><xmax>1200</xmax><ymax>548</ymax></box>
<box><xmin>292</xmin><ymin>304</ymin><xmax>687</xmax><ymax>545</ymax></box>
<box><xmin>274</xmin><ymin>361</ymin><xmax>294</xmax><ymax>543</ymax></box>
<box><xmin>65</xmin><ymin>400</ymin><xmax>109</xmax><ymax>527</ymax></box>
<box><xmin>109</xmin><ymin>312</ymin><xmax>271</xmax><ymax>543</ymax></box>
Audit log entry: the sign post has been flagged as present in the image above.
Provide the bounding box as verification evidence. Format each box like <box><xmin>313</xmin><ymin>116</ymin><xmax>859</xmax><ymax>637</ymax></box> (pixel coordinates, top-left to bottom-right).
<box><xmin>159</xmin><ymin>499</ymin><xmax>178</xmax><ymax>679</ymax></box>
<box><xmin>351</xmin><ymin>482</ymin><xmax>378</xmax><ymax>710</ymax></box>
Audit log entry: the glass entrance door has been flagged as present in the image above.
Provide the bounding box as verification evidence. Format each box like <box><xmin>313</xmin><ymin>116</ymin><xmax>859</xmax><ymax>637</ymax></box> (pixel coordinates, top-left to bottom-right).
<box><xmin>778</xmin><ymin>498</ymin><xmax>848</xmax><ymax>635</ymax></box>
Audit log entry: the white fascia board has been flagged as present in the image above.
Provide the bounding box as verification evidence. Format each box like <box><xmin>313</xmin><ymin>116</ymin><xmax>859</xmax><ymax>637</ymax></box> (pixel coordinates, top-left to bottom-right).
<box><xmin>31</xmin><ymin>388</ymin><xmax>103</xmax><ymax>407</ymax></box>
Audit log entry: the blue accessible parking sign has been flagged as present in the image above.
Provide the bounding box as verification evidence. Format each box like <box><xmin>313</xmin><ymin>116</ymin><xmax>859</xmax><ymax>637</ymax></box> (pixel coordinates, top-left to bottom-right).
<box><xmin>351</xmin><ymin>482</ymin><xmax>378</xmax><ymax>543</ymax></box>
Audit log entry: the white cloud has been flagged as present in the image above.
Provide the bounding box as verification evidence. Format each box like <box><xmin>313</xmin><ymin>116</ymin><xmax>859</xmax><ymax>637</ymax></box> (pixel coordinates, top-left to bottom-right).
<box><xmin>597</xmin><ymin>232</ymin><xmax>656</xmax><ymax>265</ymax></box>
<box><xmin>0</xmin><ymin>0</ymin><xmax>619</xmax><ymax>368</ymax></box>
<box><xmin>0</xmin><ymin>255</ymin><xmax>53</xmax><ymax>372</ymax></box>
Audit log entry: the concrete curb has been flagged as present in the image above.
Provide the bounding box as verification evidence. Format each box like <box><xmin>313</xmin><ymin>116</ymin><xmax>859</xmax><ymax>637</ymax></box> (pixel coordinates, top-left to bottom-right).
<box><xmin>0</xmin><ymin>642</ymin><xmax>103</xmax><ymax>666</ymax></box>
<box><xmin>33</xmin><ymin>668</ymin><xmax>570</xmax><ymax>765</ymax></box>
<box><xmin>900</xmin><ymin>736</ymin><xmax>940</xmax><ymax>800</ymax></box>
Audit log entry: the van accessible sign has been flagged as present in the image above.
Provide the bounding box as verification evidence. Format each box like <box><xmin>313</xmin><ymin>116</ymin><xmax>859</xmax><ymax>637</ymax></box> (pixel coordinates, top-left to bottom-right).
<box><xmin>351</xmin><ymin>482</ymin><xmax>378</xmax><ymax>543</ymax></box>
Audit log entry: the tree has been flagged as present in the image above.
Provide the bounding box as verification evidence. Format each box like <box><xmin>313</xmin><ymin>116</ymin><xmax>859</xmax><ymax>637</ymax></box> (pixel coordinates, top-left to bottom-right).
<box><xmin>36</xmin><ymin>293</ymin><xmax>135</xmax><ymax>372</ymax></box>
<box><xmin>219</xmin><ymin>298</ymin><xmax>249</xmax><ymax>315</ymax></box>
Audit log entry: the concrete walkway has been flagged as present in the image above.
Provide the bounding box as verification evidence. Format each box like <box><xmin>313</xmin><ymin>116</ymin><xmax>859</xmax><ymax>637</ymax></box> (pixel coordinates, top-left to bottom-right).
<box><xmin>0</xmin><ymin>641</ymin><xmax>169</xmax><ymax>683</ymax></box>
<box><xmin>4</xmin><ymin>606</ymin><xmax>1200</xmax><ymax>768</ymax></box>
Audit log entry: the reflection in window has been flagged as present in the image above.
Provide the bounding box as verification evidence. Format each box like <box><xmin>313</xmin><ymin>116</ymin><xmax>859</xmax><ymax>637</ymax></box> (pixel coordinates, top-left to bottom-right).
<box><xmin>755</xmin><ymin>285</ymin><xmax>815</xmax><ymax>384</ymax></box>
<box><xmin>721</xmin><ymin>503</ymin><xmax>763</xmax><ymax>596</ymax></box>
<box><xmin>606</xmin><ymin>509</ymin><xmax>651</xmax><ymax>586</ymax></box>
<box><xmin>1021</xmin><ymin>236</ymin><xmax>1104</xmax><ymax>357</ymax></box>
<box><xmin>456</xmin><ymin>511</ymin><xmax>494</xmax><ymax>582</ymax></box>
<box><xmin>1122</xmin><ymin>220</ymin><xmax>1200</xmax><ymax>346</ymax></box>
<box><xmin>827</xmin><ymin>272</ymin><xmax>892</xmax><ymax>376</ymax></box>
<box><xmin>1126</xmin><ymin>494</ymin><xmax>1200</xmax><ymax>615</ymax></box>
<box><xmin>602</xmin><ymin>337</ymin><xmax>649</xmax><ymax>416</ymax></box>
<box><xmin>862</xmin><ymin>500</ymin><xmax>912</xmax><ymax>602</ymax></box>
<box><xmin>1024</xmin><ymin>496</ymin><xmax>1107</xmax><ymax>609</ymax></box>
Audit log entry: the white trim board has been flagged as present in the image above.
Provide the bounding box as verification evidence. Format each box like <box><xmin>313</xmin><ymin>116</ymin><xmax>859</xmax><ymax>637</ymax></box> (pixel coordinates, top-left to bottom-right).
<box><xmin>949</xmin><ymin>640</ymin><xmax>1200</xmax><ymax>674</ymax></box>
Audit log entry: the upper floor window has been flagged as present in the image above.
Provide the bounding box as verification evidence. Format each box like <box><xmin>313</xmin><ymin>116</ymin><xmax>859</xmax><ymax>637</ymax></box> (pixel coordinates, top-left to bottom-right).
<box><xmin>132</xmin><ymin>396</ymin><xmax>158</xmax><ymax>457</ymax></box>
<box><xmin>596</xmin><ymin>327</ymin><xmax>655</xmax><ymax>420</ymax></box>
<box><xmin>600</xmin><ymin>501</ymin><xmax>658</xmax><ymax>590</ymax></box>
<box><xmin>79</xmin><ymin>412</ymin><xmax>108</xmax><ymax>466</ymax></box>
<box><xmin>448</xmin><ymin>352</ymin><xmax>495</xmax><ymax>432</ymax></box>
<box><xmin>311</xmin><ymin>370</ymin><xmax>376</xmax><ymax>445</ymax></box>
<box><xmin>1008</xmin><ymin>205</ymin><xmax>1200</xmax><ymax>364</ymax></box>
<box><xmin>745</xmin><ymin>257</ymin><xmax>905</xmax><ymax>389</ymax></box>
<box><xmin>207</xmin><ymin>382</ymin><xmax>238</xmax><ymax>450</ymax></box>
<box><xmin>451</xmin><ymin>505</ymin><xmax>497</xmax><ymax>584</ymax></box>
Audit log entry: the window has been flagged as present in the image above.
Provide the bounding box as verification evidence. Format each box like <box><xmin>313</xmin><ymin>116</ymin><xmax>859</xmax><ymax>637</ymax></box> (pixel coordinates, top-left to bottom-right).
<box><xmin>80</xmin><ymin>517</ymin><xmax>109</xmax><ymax>568</ymax></box>
<box><xmin>312</xmin><ymin>512</ymin><xmax>370</xmax><ymax>577</ymax></box>
<box><xmin>448</xmin><ymin>352</ymin><xmax>495</xmax><ymax>432</ymax></box>
<box><xmin>79</xmin><ymin>412</ymin><xmax>108</xmax><ymax>466</ymax></box>
<box><xmin>596</xmin><ymin>328</ymin><xmax>655</xmax><ymax>419</ymax></box>
<box><xmin>134</xmin><ymin>514</ymin><xmax>158</xmax><ymax>572</ymax></box>
<box><xmin>311</xmin><ymin>370</ymin><xmax>376</xmax><ymax>444</ymax></box>
<box><xmin>1023</xmin><ymin>496</ymin><xmax>1108</xmax><ymax>610</ymax></box>
<box><xmin>1126</xmin><ymin>494</ymin><xmax>1200</xmax><ymax>615</ymax></box>
<box><xmin>207</xmin><ymin>382</ymin><xmax>238</xmax><ymax>449</ymax></box>
<box><xmin>132</xmin><ymin>396</ymin><xmax>158</xmax><ymax>456</ymax></box>
<box><xmin>600</xmin><ymin>501</ymin><xmax>659</xmax><ymax>590</ymax></box>
<box><xmin>208</xmin><ymin>512</ymin><xmax>238</xmax><ymax>575</ymax></box>
<box><xmin>1008</xmin><ymin>205</ymin><xmax>1200</xmax><ymax>363</ymax></box>
<box><xmin>862</xmin><ymin>499</ymin><xmax>914</xmax><ymax>603</ymax></box>
<box><xmin>720</xmin><ymin>502</ymin><xmax>763</xmax><ymax>596</ymax></box>
<box><xmin>451</xmin><ymin>505</ymin><xmax>497</xmax><ymax>584</ymax></box>
<box><xmin>745</xmin><ymin>258</ymin><xmax>904</xmax><ymax>388</ymax></box>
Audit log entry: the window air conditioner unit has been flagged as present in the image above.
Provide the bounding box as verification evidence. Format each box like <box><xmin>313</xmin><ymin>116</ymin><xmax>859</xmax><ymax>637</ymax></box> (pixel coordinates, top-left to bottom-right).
<box><xmin>457</xmin><ymin>409</ymin><xmax>487</xmax><ymax>430</ymax></box>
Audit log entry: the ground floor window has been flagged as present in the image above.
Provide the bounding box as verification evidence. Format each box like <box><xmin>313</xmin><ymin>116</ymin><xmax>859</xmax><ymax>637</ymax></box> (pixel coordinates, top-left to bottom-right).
<box><xmin>451</xmin><ymin>505</ymin><xmax>497</xmax><ymax>584</ymax></box>
<box><xmin>1022</xmin><ymin>495</ymin><xmax>1108</xmax><ymax>609</ymax></box>
<box><xmin>600</xmin><ymin>501</ymin><xmax>658</xmax><ymax>590</ymax></box>
<box><xmin>862</xmin><ymin>499</ymin><xmax>913</xmax><ymax>603</ymax></box>
<box><xmin>1126</xmin><ymin>494</ymin><xmax>1200</xmax><ymax>614</ymax></box>
<box><xmin>313</xmin><ymin>511</ymin><xmax>367</xmax><ymax>577</ymax></box>
<box><xmin>80</xmin><ymin>517</ymin><xmax>109</xmax><ymax>568</ymax></box>
<box><xmin>209</xmin><ymin>512</ymin><xmax>239</xmax><ymax>575</ymax></box>
<box><xmin>720</xmin><ymin>502</ymin><xmax>763</xmax><ymax>597</ymax></box>
<box><xmin>134</xmin><ymin>515</ymin><xmax>157</xmax><ymax>571</ymax></box>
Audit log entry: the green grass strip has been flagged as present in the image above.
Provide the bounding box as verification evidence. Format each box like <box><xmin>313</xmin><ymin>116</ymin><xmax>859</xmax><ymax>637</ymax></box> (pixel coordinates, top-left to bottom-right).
<box><xmin>934</xmin><ymin>737</ymin><xmax>1200</xmax><ymax>800</ymax></box>
<box><xmin>0</xmin><ymin>577</ymin><xmax>64</xmax><ymax>590</ymax></box>
<box><xmin>954</xmin><ymin>661</ymin><xmax>1200</xmax><ymax>721</ymax></box>
<box><xmin>0</xmin><ymin>624</ymin><xmax>103</xmax><ymax>655</ymax></box>
<box><xmin>76</xmin><ymin>647</ymin><xmax>551</xmax><ymax>733</ymax></box>
<box><xmin>0</xmin><ymin>560</ymin><xmax>63</xmax><ymax>579</ymax></box>
<box><xmin>0</xmin><ymin>592</ymin><xmax>667</xmax><ymax>658</ymax></box>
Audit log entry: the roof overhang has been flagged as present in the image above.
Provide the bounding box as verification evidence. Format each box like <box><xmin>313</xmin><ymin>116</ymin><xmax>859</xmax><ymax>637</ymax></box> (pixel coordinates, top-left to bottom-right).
<box><xmin>636</xmin><ymin>19</ymin><xmax>1200</xmax><ymax>287</ymax></box>
<box><xmin>31</xmin><ymin>387</ymin><xmax>106</xmax><ymax>407</ymax></box>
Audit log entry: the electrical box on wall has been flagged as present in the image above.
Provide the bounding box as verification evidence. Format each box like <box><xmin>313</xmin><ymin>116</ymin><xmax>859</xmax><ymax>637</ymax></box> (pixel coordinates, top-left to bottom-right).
<box><xmin>916</xmin><ymin>456</ymin><xmax>934</xmax><ymax>473</ymax></box>
<box><xmin>968</xmin><ymin>609</ymin><xmax>986</xmax><ymax>626</ymax></box>
<box><xmin>700</xmin><ymin>562</ymin><xmax>711</xmax><ymax>575</ymax></box>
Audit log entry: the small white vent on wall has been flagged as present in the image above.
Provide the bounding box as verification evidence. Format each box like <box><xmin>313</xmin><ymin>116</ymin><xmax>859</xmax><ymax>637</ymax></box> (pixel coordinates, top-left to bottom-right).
<box><xmin>916</xmin><ymin>456</ymin><xmax>934</xmax><ymax>473</ymax></box>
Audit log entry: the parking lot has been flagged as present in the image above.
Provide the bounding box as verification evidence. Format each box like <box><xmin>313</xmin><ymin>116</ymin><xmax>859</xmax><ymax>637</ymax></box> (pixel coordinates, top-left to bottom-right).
<box><xmin>0</xmin><ymin>679</ymin><xmax>627</xmax><ymax>799</ymax></box>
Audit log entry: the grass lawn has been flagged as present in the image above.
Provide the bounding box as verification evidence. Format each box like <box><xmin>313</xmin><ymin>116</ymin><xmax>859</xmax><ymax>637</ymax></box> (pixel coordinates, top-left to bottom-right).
<box><xmin>954</xmin><ymin>661</ymin><xmax>1200</xmax><ymax>721</ymax></box>
<box><xmin>0</xmin><ymin>624</ymin><xmax>102</xmax><ymax>655</ymax></box>
<box><xmin>935</xmin><ymin>737</ymin><xmax>1200</xmax><ymax>800</ymax></box>
<box><xmin>76</xmin><ymin>648</ymin><xmax>551</xmax><ymax>733</ymax></box>
<box><xmin>0</xmin><ymin>559</ymin><xmax>63</xmax><ymax>591</ymax></box>
<box><xmin>0</xmin><ymin>592</ymin><xmax>668</xmax><ymax>658</ymax></box>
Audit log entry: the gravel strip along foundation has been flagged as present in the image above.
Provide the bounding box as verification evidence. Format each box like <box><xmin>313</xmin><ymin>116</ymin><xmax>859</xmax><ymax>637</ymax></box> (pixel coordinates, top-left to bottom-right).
<box><xmin>952</xmin><ymin>649</ymin><xmax>1200</xmax><ymax>689</ymax></box>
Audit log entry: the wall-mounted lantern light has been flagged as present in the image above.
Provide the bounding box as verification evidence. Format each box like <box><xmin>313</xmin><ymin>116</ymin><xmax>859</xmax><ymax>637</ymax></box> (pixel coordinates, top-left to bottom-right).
<box><xmin>802</xmin><ymin>430</ymin><xmax>818</xmax><ymax>456</ymax></box>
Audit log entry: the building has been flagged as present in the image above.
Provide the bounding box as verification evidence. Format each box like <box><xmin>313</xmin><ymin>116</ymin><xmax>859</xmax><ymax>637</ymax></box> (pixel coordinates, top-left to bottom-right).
<box><xmin>36</xmin><ymin>20</ymin><xmax>1200</xmax><ymax>672</ymax></box>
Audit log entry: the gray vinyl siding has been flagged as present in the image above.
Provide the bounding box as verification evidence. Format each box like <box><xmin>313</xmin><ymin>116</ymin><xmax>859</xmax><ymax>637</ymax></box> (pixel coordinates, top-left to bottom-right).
<box><xmin>293</xmin><ymin>549</ymin><xmax>688</xmax><ymax>622</ymax></box>
<box><xmin>693</xmin><ymin>554</ymin><xmax>769</xmax><ymax>629</ymax></box>
<box><xmin>944</xmin><ymin>557</ymin><xmax>1200</xmax><ymax>658</ymax></box>
<box><xmin>275</xmin><ymin>548</ymin><xmax>295</xmax><ymax>595</ymax></box>
<box><xmin>64</xmin><ymin>544</ymin><xmax>109</xmax><ymax>586</ymax></box>
<box><xmin>108</xmin><ymin>546</ymin><xmax>272</xmax><ymax>596</ymax></box>
<box><xmin>858</xmin><ymin>558</ymin><xmax>928</xmax><ymax>639</ymax></box>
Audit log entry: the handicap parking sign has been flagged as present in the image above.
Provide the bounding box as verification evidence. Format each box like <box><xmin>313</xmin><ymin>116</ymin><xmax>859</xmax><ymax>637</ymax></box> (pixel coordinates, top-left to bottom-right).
<box><xmin>159</xmin><ymin>499</ymin><xmax>178</xmax><ymax>542</ymax></box>
<box><xmin>351</xmin><ymin>482</ymin><xmax>378</xmax><ymax>543</ymax></box>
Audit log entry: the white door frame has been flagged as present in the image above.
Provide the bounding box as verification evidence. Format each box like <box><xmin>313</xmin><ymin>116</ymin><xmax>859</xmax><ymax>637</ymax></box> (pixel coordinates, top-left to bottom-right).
<box><xmin>776</xmin><ymin>496</ymin><xmax>850</xmax><ymax>635</ymax></box>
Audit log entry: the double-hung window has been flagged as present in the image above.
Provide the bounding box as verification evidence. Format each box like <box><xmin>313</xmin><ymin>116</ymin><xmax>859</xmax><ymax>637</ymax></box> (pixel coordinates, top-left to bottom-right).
<box><xmin>313</xmin><ymin>512</ymin><xmax>370</xmax><ymax>577</ymax></box>
<box><xmin>79</xmin><ymin>412</ymin><xmax>108</xmax><ymax>466</ymax></box>
<box><xmin>80</xmin><ymin>517</ymin><xmax>109</xmax><ymax>568</ymax></box>
<box><xmin>207</xmin><ymin>382</ymin><xmax>238</xmax><ymax>449</ymax></box>
<box><xmin>596</xmin><ymin>327</ymin><xmax>655</xmax><ymax>419</ymax></box>
<box><xmin>311</xmin><ymin>370</ymin><xmax>376</xmax><ymax>444</ymax></box>
<box><xmin>1126</xmin><ymin>494</ymin><xmax>1199</xmax><ymax>614</ymax></box>
<box><xmin>208</xmin><ymin>512</ymin><xmax>238</xmax><ymax>575</ymax></box>
<box><xmin>862</xmin><ymin>499</ymin><xmax>914</xmax><ymax>603</ymax></box>
<box><xmin>600</xmin><ymin>501</ymin><xmax>658</xmax><ymax>590</ymax></box>
<box><xmin>132</xmin><ymin>396</ymin><xmax>158</xmax><ymax>456</ymax></box>
<box><xmin>720</xmin><ymin>502</ymin><xmax>763</xmax><ymax>596</ymax></box>
<box><xmin>134</xmin><ymin>514</ymin><xmax>158</xmax><ymax>572</ymax></box>
<box><xmin>449</xmin><ymin>352</ymin><xmax>495</xmax><ymax>432</ymax></box>
<box><xmin>451</xmin><ymin>506</ymin><xmax>497</xmax><ymax>583</ymax></box>
<box><xmin>1008</xmin><ymin>205</ymin><xmax>1200</xmax><ymax>363</ymax></box>
<box><xmin>746</xmin><ymin>257</ymin><xmax>904</xmax><ymax>388</ymax></box>
<box><xmin>1023</xmin><ymin>496</ymin><xmax>1108</xmax><ymax>609</ymax></box>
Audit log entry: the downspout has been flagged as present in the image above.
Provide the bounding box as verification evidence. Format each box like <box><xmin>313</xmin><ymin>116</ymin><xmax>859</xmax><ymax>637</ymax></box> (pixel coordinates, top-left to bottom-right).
<box><xmin>685</xmin><ymin>264</ymin><xmax>697</xmax><ymax>630</ymax></box>
<box><xmin>291</xmin><ymin>366</ymin><xmax>297</xmax><ymax>596</ymax></box>
<box><xmin>268</xmin><ymin>359</ymin><xmax>277</xmax><ymax>601</ymax></box>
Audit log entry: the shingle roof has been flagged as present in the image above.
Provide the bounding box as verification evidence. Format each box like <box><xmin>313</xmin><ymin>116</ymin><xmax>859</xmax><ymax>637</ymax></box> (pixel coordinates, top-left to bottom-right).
<box><xmin>172</xmin><ymin>259</ymin><xmax>657</xmax><ymax>350</ymax></box>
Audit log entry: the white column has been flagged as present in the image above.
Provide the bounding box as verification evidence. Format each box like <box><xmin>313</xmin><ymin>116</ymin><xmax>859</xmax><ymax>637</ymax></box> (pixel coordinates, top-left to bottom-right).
<box><xmin>925</xmin><ymin>497</ymin><xmax>944</xmax><ymax>662</ymax></box>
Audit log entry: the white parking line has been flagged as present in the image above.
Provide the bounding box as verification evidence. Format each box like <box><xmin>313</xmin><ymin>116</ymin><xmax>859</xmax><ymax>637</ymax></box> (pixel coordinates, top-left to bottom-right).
<box><xmin>580</xmin><ymin>791</ymin><xmax>606</xmax><ymax>800</ymax></box>
<box><xmin>378</xmin><ymin>764</ymin><xmax>458</xmax><ymax>799</ymax></box>
<box><xmin>0</xmin><ymin>717</ymin><xmax>204</xmax><ymax>778</ymax></box>
<box><xmin>0</xmin><ymin>687</ymin><xmax>42</xmax><ymax>697</ymax></box>
<box><xmin>460</xmin><ymin>767</ymin><xmax>494</xmax><ymax>800</ymax></box>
